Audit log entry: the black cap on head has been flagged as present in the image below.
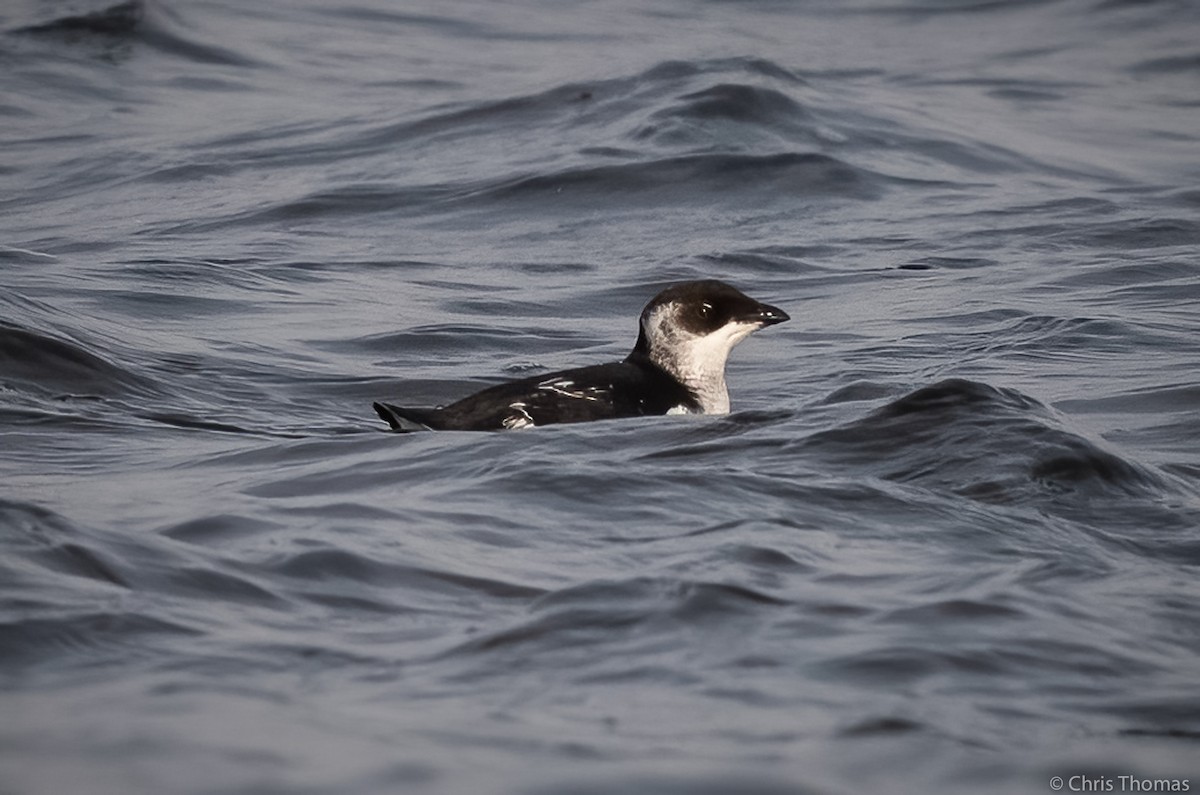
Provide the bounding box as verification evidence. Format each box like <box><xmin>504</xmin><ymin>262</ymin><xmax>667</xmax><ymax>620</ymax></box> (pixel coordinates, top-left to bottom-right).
<box><xmin>628</xmin><ymin>279</ymin><xmax>790</xmax><ymax>360</ymax></box>
<box><xmin>641</xmin><ymin>279</ymin><xmax>790</xmax><ymax>335</ymax></box>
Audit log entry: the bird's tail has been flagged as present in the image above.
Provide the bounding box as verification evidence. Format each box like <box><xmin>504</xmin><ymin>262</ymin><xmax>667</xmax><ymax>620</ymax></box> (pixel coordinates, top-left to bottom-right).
<box><xmin>373</xmin><ymin>402</ymin><xmax>438</xmax><ymax>432</ymax></box>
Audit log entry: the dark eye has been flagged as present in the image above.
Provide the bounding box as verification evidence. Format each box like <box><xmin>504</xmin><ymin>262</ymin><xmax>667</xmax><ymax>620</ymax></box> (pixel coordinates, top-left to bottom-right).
<box><xmin>698</xmin><ymin>302</ymin><xmax>713</xmax><ymax>319</ymax></box>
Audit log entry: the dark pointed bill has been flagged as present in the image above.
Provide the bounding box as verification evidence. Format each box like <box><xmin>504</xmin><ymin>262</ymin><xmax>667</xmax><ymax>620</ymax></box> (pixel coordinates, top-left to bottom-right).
<box><xmin>747</xmin><ymin>303</ymin><xmax>789</xmax><ymax>326</ymax></box>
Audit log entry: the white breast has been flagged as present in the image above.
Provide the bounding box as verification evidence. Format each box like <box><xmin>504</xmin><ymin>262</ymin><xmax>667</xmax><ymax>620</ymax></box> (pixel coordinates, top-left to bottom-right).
<box><xmin>643</xmin><ymin>304</ymin><xmax>759</xmax><ymax>415</ymax></box>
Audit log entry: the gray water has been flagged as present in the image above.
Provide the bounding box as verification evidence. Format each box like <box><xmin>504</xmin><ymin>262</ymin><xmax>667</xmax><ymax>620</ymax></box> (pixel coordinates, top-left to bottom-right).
<box><xmin>2</xmin><ymin>0</ymin><xmax>1199</xmax><ymax>793</ymax></box>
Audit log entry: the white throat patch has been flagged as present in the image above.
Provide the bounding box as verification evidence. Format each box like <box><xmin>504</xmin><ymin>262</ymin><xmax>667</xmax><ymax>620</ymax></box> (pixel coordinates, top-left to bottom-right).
<box><xmin>642</xmin><ymin>303</ymin><xmax>761</xmax><ymax>414</ymax></box>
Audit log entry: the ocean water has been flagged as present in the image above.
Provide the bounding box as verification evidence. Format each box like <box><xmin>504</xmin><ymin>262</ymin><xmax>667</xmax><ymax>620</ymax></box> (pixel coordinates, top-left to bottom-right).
<box><xmin>2</xmin><ymin>0</ymin><xmax>1199</xmax><ymax>793</ymax></box>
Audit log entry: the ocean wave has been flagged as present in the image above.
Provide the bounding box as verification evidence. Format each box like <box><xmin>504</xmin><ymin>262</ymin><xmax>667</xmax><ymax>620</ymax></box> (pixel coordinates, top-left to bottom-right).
<box><xmin>164</xmin><ymin>53</ymin><xmax>1023</xmax><ymax>231</ymax></box>
<box><xmin>10</xmin><ymin>0</ymin><xmax>259</xmax><ymax>67</ymax></box>
<box><xmin>440</xmin><ymin>576</ymin><xmax>787</xmax><ymax>662</ymax></box>
<box><xmin>231</xmin><ymin>151</ymin><xmax>891</xmax><ymax>228</ymax></box>
<box><xmin>805</xmin><ymin>378</ymin><xmax>1173</xmax><ymax>501</ymax></box>
<box><xmin>0</xmin><ymin>320</ymin><xmax>152</xmax><ymax>398</ymax></box>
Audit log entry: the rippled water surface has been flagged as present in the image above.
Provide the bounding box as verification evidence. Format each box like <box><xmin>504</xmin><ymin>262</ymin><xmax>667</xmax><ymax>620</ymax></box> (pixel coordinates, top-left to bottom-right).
<box><xmin>2</xmin><ymin>0</ymin><xmax>1199</xmax><ymax>793</ymax></box>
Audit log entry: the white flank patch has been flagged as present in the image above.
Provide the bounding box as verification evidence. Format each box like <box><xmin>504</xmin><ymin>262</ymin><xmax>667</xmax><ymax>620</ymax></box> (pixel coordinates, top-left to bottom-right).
<box><xmin>537</xmin><ymin>379</ymin><xmax>604</xmax><ymax>402</ymax></box>
<box><xmin>502</xmin><ymin>403</ymin><xmax>535</xmax><ymax>430</ymax></box>
<box><xmin>666</xmin><ymin>404</ymin><xmax>693</xmax><ymax>415</ymax></box>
